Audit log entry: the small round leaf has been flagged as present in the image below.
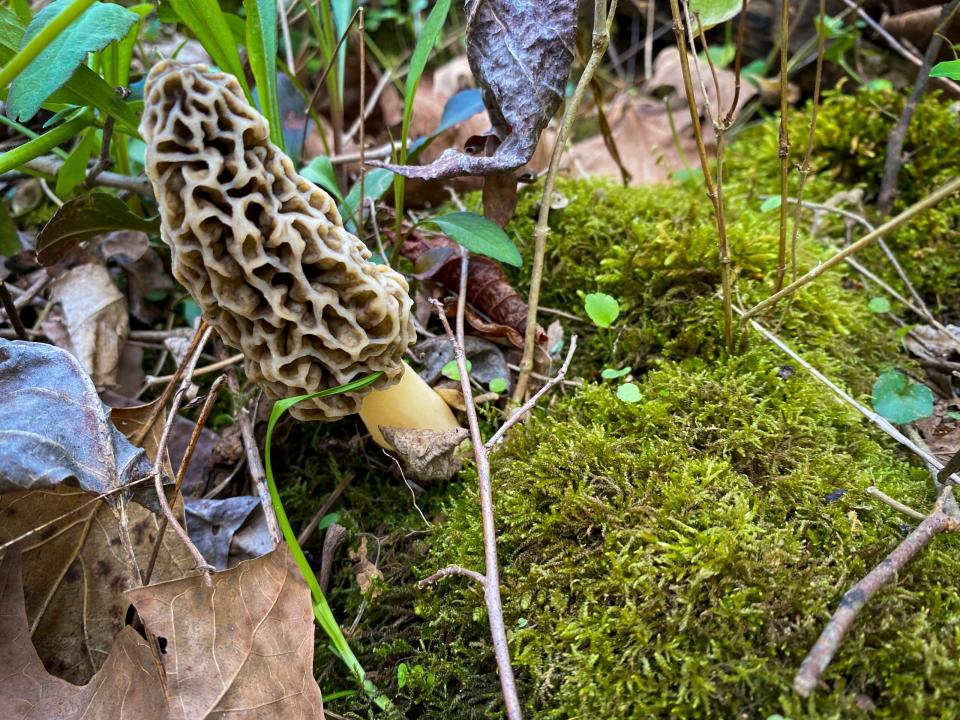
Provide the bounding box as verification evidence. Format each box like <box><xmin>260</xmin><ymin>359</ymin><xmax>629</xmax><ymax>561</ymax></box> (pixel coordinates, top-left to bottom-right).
<box><xmin>584</xmin><ymin>293</ymin><xmax>620</xmax><ymax>328</ymax></box>
<box><xmin>616</xmin><ymin>382</ymin><xmax>642</xmax><ymax>403</ymax></box>
<box><xmin>868</xmin><ymin>297</ymin><xmax>891</xmax><ymax>313</ymax></box>
<box><xmin>871</xmin><ymin>370</ymin><xmax>934</xmax><ymax>424</ymax></box>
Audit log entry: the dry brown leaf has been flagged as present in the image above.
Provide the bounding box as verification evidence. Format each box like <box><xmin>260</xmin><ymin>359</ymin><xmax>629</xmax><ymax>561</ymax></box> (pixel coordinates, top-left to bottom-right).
<box><xmin>381</xmin><ymin>426</ymin><xmax>469</xmax><ymax>483</ymax></box>
<box><xmin>49</xmin><ymin>262</ymin><xmax>129</xmax><ymax>388</ymax></box>
<box><xmin>128</xmin><ymin>545</ymin><xmax>325</xmax><ymax>719</ymax></box>
<box><xmin>350</xmin><ymin>535</ymin><xmax>384</xmax><ymax>598</ymax></box>
<box><xmin>0</xmin><ymin>550</ymin><xmax>167</xmax><ymax>720</ymax></box>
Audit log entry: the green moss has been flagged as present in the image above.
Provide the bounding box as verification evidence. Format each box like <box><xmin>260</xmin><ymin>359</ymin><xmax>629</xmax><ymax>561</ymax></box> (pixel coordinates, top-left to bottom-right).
<box><xmin>385</xmin><ymin>349</ymin><xmax>960</xmax><ymax>719</ymax></box>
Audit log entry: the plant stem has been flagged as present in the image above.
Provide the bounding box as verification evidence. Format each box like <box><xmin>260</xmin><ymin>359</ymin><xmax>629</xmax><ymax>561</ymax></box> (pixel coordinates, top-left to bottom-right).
<box><xmin>513</xmin><ymin>0</ymin><xmax>617</xmax><ymax>402</ymax></box>
<box><xmin>666</xmin><ymin>0</ymin><xmax>733</xmax><ymax>349</ymax></box>
<box><xmin>773</xmin><ymin>0</ymin><xmax>791</xmax><ymax>290</ymax></box>
<box><xmin>743</xmin><ymin>175</ymin><xmax>960</xmax><ymax>319</ymax></box>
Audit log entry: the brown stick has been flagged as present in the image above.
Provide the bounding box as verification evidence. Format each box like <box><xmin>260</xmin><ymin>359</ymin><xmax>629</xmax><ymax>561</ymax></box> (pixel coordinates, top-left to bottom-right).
<box><xmin>794</xmin><ymin>486</ymin><xmax>959</xmax><ymax>697</ymax></box>
<box><xmin>743</xmin><ymin>175</ymin><xmax>960</xmax><ymax>319</ymax></box>
<box><xmin>215</xmin><ymin>340</ymin><xmax>282</xmax><ymax>546</ymax></box>
<box><xmin>773</xmin><ymin>0</ymin><xmax>791</xmax><ymax>290</ymax></box>
<box><xmin>428</xmin><ymin>298</ymin><xmax>523</xmax><ymax>720</ymax></box>
<box><xmin>143</xmin><ymin>374</ymin><xmax>226</xmax><ymax>585</ymax></box>
<box><xmin>877</xmin><ymin>0</ymin><xmax>960</xmax><ymax>214</ymax></box>
<box><xmin>513</xmin><ymin>0</ymin><xmax>618</xmax><ymax>402</ymax></box>
<box><xmin>0</xmin><ymin>281</ymin><xmax>27</xmax><ymax>340</ymax></box>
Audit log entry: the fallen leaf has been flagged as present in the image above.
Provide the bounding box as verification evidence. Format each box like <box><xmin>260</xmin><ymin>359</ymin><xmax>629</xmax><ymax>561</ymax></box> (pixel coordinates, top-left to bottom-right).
<box><xmin>184</xmin><ymin>496</ymin><xmax>272</xmax><ymax>570</ymax></box>
<box><xmin>374</xmin><ymin>0</ymin><xmax>577</xmax><ymax>179</ymax></box>
<box><xmin>381</xmin><ymin>425</ymin><xmax>469</xmax><ymax>483</ymax></box>
<box><xmin>413</xmin><ymin>335</ymin><xmax>510</xmax><ymax>387</ymax></box>
<box><xmin>0</xmin><ymin>339</ymin><xmax>194</xmax><ymax>683</ymax></box>
<box><xmin>49</xmin><ymin>262</ymin><xmax>129</xmax><ymax>388</ymax></box>
<box><xmin>401</xmin><ymin>231</ymin><xmax>545</xmax><ymax>346</ymax></box>
<box><xmin>0</xmin><ymin>549</ymin><xmax>167</xmax><ymax>720</ymax></box>
<box><xmin>128</xmin><ymin>545</ymin><xmax>325</xmax><ymax>719</ymax></box>
<box><xmin>350</xmin><ymin>535</ymin><xmax>385</xmax><ymax>597</ymax></box>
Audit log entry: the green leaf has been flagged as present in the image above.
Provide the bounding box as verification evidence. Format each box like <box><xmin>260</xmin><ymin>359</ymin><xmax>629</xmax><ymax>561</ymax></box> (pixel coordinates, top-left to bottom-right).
<box><xmin>168</xmin><ymin>0</ymin><xmax>251</xmax><ymax>101</ymax></box>
<box><xmin>760</xmin><ymin>195</ymin><xmax>782</xmax><ymax>213</ymax></box>
<box><xmin>601</xmin><ymin>366</ymin><xmax>632</xmax><ymax>380</ymax></box>
<box><xmin>688</xmin><ymin>0</ymin><xmax>742</xmax><ymax>30</ymax></box>
<box><xmin>55</xmin><ymin>127</ymin><xmax>97</xmax><ymax>196</ymax></box>
<box><xmin>868</xmin><ymin>296</ymin><xmax>891</xmax><ymax>314</ymax></box>
<box><xmin>488</xmin><ymin>377</ymin><xmax>508</xmax><ymax>393</ymax></box>
<box><xmin>871</xmin><ymin>370</ymin><xmax>934</xmax><ymax>424</ymax></box>
<box><xmin>244</xmin><ymin>0</ymin><xmax>282</xmax><ymax>149</ymax></box>
<box><xmin>584</xmin><ymin>293</ymin><xmax>620</xmax><ymax>328</ymax></box>
<box><xmin>300</xmin><ymin>155</ymin><xmax>343</xmax><ymax>203</ymax></box>
<box><xmin>341</xmin><ymin>167</ymin><xmax>393</xmax><ymax>228</ymax></box>
<box><xmin>862</xmin><ymin>78</ymin><xmax>892</xmax><ymax>93</ymax></box>
<box><xmin>616</xmin><ymin>382</ymin><xmax>642</xmax><ymax>403</ymax></box>
<box><xmin>182</xmin><ymin>298</ymin><xmax>202</xmax><ymax>326</ymax></box>
<box><xmin>422</xmin><ymin>211</ymin><xmax>522</xmax><ymax>267</ymax></box>
<box><xmin>7</xmin><ymin>0</ymin><xmax>138</xmax><ymax>122</ymax></box>
<box><xmin>931</xmin><ymin>59</ymin><xmax>960</xmax><ymax>81</ymax></box>
<box><xmin>441</xmin><ymin>358</ymin><xmax>471</xmax><ymax>381</ymax></box>
<box><xmin>36</xmin><ymin>193</ymin><xmax>159</xmax><ymax>265</ymax></box>
<box><xmin>396</xmin><ymin>662</ymin><xmax>409</xmax><ymax>689</ymax></box>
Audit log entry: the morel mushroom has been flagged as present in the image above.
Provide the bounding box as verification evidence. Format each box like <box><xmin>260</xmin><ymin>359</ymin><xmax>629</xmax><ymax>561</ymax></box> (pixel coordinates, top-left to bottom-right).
<box><xmin>141</xmin><ymin>61</ymin><xmax>457</xmax><ymax>445</ymax></box>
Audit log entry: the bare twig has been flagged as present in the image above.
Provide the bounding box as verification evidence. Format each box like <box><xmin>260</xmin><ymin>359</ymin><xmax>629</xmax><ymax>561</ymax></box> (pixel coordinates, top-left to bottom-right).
<box><xmin>215</xmin><ymin>339</ymin><xmax>282</xmax><ymax>546</ymax></box>
<box><xmin>318</xmin><ymin>522</ymin><xmax>348</xmax><ymax>594</ymax></box>
<box><xmin>297</xmin><ymin>472</ymin><xmax>355</xmax><ymax>545</ymax></box>
<box><xmin>148</xmin><ymin>324</ymin><xmax>216</xmax><ymax>583</ymax></box>
<box><xmin>357</xmin><ymin>7</ymin><xmax>366</xmax><ymax>233</ymax></box>
<box><xmin>21</xmin><ymin>155</ymin><xmax>153</xmax><ymax>196</ymax></box>
<box><xmin>84</xmin><ymin>115</ymin><xmax>116</xmax><ymax>188</ymax></box>
<box><xmin>0</xmin><ymin>273</ymin><xmax>48</xmax><ymax>327</ymax></box>
<box><xmin>877</xmin><ymin>0</ymin><xmax>960</xmax><ymax>214</ymax></box>
<box><xmin>724</xmin><ymin>0</ymin><xmax>749</xmax><ymax>126</ymax></box>
<box><xmin>144</xmin><ymin>374</ymin><xmax>226</xmax><ymax>585</ymax></box>
<box><xmin>145</xmin><ymin>352</ymin><xmax>243</xmax><ymax>386</ymax></box>
<box><xmin>514</xmin><ymin>0</ymin><xmax>618</xmax><ymax>402</ymax></box>
<box><xmin>419</xmin><ymin>564</ymin><xmax>487</xmax><ymax>587</ymax></box>
<box><xmin>487</xmin><ymin>336</ymin><xmax>578</xmax><ymax>449</ymax></box>
<box><xmin>743</xmin><ymin>175</ymin><xmax>960</xmax><ymax>319</ymax></box>
<box><xmin>773</xmin><ymin>0</ymin><xmax>792</xmax><ymax>290</ymax></box>
<box><xmin>666</xmin><ymin>0</ymin><xmax>734</xmax><ymax>348</ymax></box>
<box><xmin>427</xmin><ymin>298</ymin><xmax>523</xmax><ymax>720</ymax></box>
<box><xmin>865</xmin><ymin>486</ymin><xmax>926</xmax><ymax>521</ymax></box>
<box><xmin>0</xmin><ymin>281</ymin><xmax>27</xmax><ymax>340</ymax></box>
<box><xmin>794</xmin><ymin>485</ymin><xmax>959</xmax><ymax>697</ymax></box>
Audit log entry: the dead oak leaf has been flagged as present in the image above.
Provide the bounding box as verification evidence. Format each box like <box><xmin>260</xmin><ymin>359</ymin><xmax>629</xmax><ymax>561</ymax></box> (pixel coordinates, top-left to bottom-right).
<box><xmin>0</xmin><ymin>549</ymin><xmax>167</xmax><ymax>720</ymax></box>
<box><xmin>127</xmin><ymin>545</ymin><xmax>325</xmax><ymax>719</ymax></box>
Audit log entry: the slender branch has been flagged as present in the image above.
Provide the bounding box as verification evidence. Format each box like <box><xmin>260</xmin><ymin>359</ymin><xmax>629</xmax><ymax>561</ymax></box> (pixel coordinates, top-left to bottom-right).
<box><xmin>513</xmin><ymin>0</ymin><xmax>618</xmax><ymax>402</ymax></box>
<box><xmin>215</xmin><ymin>339</ymin><xmax>282</xmax><ymax>546</ymax></box>
<box><xmin>357</xmin><ymin>7</ymin><xmax>366</xmax><ymax>233</ymax></box>
<box><xmin>0</xmin><ymin>281</ymin><xmax>27</xmax><ymax>340</ymax></box>
<box><xmin>145</xmin><ymin>352</ymin><xmax>243</xmax><ymax>386</ymax></box>
<box><xmin>487</xmin><ymin>336</ymin><xmax>578</xmax><ymax>449</ymax></box>
<box><xmin>418</xmin><ymin>564</ymin><xmax>487</xmax><ymax>587</ymax></box>
<box><xmin>429</xmin><ymin>298</ymin><xmax>523</xmax><ymax>720</ymax></box>
<box><xmin>877</xmin><ymin>0</ymin><xmax>960</xmax><ymax>214</ymax></box>
<box><xmin>143</xmin><ymin>374</ymin><xmax>226</xmax><ymax>585</ymax></box>
<box><xmin>794</xmin><ymin>485</ymin><xmax>959</xmax><ymax>697</ymax></box>
<box><xmin>666</xmin><ymin>0</ymin><xmax>734</xmax><ymax>348</ymax></box>
<box><xmin>743</xmin><ymin>175</ymin><xmax>960</xmax><ymax>319</ymax></box>
<box><xmin>20</xmin><ymin>155</ymin><xmax>153</xmax><ymax>196</ymax></box>
<box><xmin>864</xmin><ymin>486</ymin><xmax>926</xmax><ymax>521</ymax></box>
<box><xmin>773</xmin><ymin>0</ymin><xmax>792</xmax><ymax>290</ymax></box>
<box><xmin>724</xmin><ymin>0</ymin><xmax>749</xmax><ymax>125</ymax></box>
<box><xmin>149</xmin><ymin>325</ymin><xmax>215</xmax><ymax>582</ymax></box>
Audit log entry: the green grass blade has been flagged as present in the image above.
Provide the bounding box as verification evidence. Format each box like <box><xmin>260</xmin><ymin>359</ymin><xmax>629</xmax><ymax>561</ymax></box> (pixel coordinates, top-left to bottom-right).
<box><xmin>244</xmin><ymin>0</ymin><xmax>283</xmax><ymax>149</ymax></box>
<box><xmin>0</xmin><ymin>112</ymin><xmax>90</xmax><ymax>175</ymax></box>
<box><xmin>263</xmin><ymin>372</ymin><xmax>391</xmax><ymax>709</ymax></box>
<box><xmin>169</xmin><ymin>0</ymin><xmax>252</xmax><ymax>102</ymax></box>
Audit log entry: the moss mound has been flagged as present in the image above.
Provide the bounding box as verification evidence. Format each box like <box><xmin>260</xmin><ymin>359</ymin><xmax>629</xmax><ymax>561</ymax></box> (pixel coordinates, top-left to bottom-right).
<box><xmin>391</xmin><ymin>349</ymin><xmax>960</xmax><ymax>718</ymax></box>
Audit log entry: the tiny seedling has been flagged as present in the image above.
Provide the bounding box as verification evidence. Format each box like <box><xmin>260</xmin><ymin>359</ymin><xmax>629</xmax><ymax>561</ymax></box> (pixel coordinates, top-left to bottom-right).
<box><xmin>601</xmin><ymin>366</ymin><xmax>631</xmax><ymax>380</ymax></box>
<box><xmin>616</xmin><ymin>382</ymin><xmax>642</xmax><ymax>403</ymax></box>
<box><xmin>584</xmin><ymin>292</ymin><xmax>619</xmax><ymax>328</ymax></box>
<box><xmin>871</xmin><ymin>370</ymin><xmax>933</xmax><ymax>424</ymax></box>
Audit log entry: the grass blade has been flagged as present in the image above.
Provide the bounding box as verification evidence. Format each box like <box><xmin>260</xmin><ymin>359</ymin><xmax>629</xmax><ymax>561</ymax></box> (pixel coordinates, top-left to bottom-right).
<box><xmin>169</xmin><ymin>0</ymin><xmax>252</xmax><ymax>102</ymax></box>
<box><xmin>244</xmin><ymin>0</ymin><xmax>283</xmax><ymax>149</ymax></box>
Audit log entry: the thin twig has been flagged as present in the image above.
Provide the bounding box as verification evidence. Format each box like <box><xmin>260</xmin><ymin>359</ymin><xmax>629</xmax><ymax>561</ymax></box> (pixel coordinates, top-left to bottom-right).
<box><xmin>418</xmin><ymin>564</ymin><xmax>487</xmax><ymax>587</ymax></box>
<box><xmin>773</xmin><ymin>0</ymin><xmax>792</xmax><ymax>290</ymax></box>
<box><xmin>145</xmin><ymin>352</ymin><xmax>243</xmax><ymax>386</ymax></box>
<box><xmin>277</xmin><ymin>0</ymin><xmax>295</xmax><ymax>70</ymax></box>
<box><xmin>666</xmin><ymin>0</ymin><xmax>734</xmax><ymax>348</ymax></box>
<box><xmin>0</xmin><ymin>273</ymin><xmax>48</xmax><ymax>326</ymax></box>
<box><xmin>743</xmin><ymin>175</ymin><xmax>960</xmax><ymax>319</ymax></box>
<box><xmin>794</xmin><ymin>485</ymin><xmax>959</xmax><ymax>697</ymax></box>
<box><xmin>724</xmin><ymin>0</ymin><xmax>749</xmax><ymax>125</ymax></box>
<box><xmin>297</xmin><ymin>472</ymin><xmax>355</xmax><ymax>545</ymax></box>
<box><xmin>514</xmin><ymin>0</ymin><xmax>618</xmax><ymax>402</ymax></box>
<box><xmin>357</xmin><ymin>7</ymin><xmax>366</xmax><ymax>233</ymax></box>
<box><xmin>21</xmin><ymin>155</ymin><xmax>153</xmax><ymax>195</ymax></box>
<box><xmin>486</xmin><ymin>336</ymin><xmax>578</xmax><ymax>449</ymax></box>
<box><xmin>865</xmin><ymin>486</ymin><xmax>926</xmax><ymax>521</ymax></box>
<box><xmin>149</xmin><ymin>325</ymin><xmax>215</xmax><ymax>583</ymax></box>
<box><xmin>143</xmin><ymin>374</ymin><xmax>226</xmax><ymax>585</ymax></box>
<box><xmin>0</xmin><ymin>281</ymin><xmax>27</xmax><ymax>340</ymax></box>
<box><xmin>428</xmin><ymin>298</ymin><xmax>523</xmax><ymax>720</ymax></box>
<box><xmin>215</xmin><ymin>339</ymin><xmax>282</xmax><ymax>546</ymax></box>
<box><xmin>877</xmin><ymin>0</ymin><xmax>960</xmax><ymax>214</ymax></box>
<box><xmin>84</xmin><ymin>115</ymin><xmax>117</xmax><ymax>188</ymax></box>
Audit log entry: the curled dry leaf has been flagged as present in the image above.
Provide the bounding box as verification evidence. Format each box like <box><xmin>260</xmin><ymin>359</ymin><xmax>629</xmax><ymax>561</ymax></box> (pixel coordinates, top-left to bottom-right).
<box><xmin>48</xmin><ymin>262</ymin><xmax>129</xmax><ymax>388</ymax></box>
<box><xmin>413</xmin><ymin>335</ymin><xmax>510</xmax><ymax>387</ymax></box>
<box><xmin>185</xmin><ymin>496</ymin><xmax>274</xmax><ymax>570</ymax></box>
<box><xmin>403</xmin><ymin>232</ymin><xmax>545</xmax><ymax>346</ymax></box>
<box><xmin>381</xmin><ymin>425</ymin><xmax>469</xmax><ymax>483</ymax></box>
<box><xmin>128</xmin><ymin>545</ymin><xmax>325</xmax><ymax>719</ymax></box>
<box><xmin>350</xmin><ymin>534</ymin><xmax>385</xmax><ymax>597</ymax></box>
<box><xmin>0</xmin><ymin>339</ymin><xmax>194</xmax><ymax>683</ymax></box>
<box><xmin>373</xmin><ymin>0</ymin><xmax>578</xmax><ymax>179</ymax></box>
<box><xmin>0</xmin><ymin>550</ymin><xmax>167</xmax><ymax>720</ymax></box>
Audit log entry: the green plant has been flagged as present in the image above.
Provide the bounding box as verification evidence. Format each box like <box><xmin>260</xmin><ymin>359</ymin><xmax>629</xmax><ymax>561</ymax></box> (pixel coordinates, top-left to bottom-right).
<box><xmin>871</xmin><ymin>370</ymin><xmax>934</xmax><ymax>425</ymax></box>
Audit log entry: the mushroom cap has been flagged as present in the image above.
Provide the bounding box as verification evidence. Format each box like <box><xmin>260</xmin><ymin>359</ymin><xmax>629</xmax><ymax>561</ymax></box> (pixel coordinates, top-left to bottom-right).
<box><xmin>141</xmin><ymin>62</ymin><xmax>415</xmax><ymax>420</ymax></box>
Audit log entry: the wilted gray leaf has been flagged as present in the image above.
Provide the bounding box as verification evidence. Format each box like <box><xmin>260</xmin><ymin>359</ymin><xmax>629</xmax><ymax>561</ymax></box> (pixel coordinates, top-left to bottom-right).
<box><xmin>413</xmin><ymin>336</ymin><xmax>510</xmax><ymax>387</ymax></box>
<box><xmin>185</xmin><ymin>496</ymin><xmax>272</xmax><ymax>570</ymax></box>
<box><xmin>0</xmin><ymin>338</ymin><xmax>152</xmax><ymax>501</ymax></box>
<box><xmin>372</xmin><ymin>0</ymin><xmax>577</xmax><ymax>179</ymax></box>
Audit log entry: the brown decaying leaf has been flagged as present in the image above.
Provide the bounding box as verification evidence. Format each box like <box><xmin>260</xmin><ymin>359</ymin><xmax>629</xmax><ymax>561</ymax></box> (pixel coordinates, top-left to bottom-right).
<box><xmin>381</xmin><ymin>425</ymin><xmax>469</xmax><ymax>483</ymax></box>
<box><xmin>128</xmin><ymin>545</ymin><xmax>325</xmax><ymax>719</ymax></box>
<box><xmin>0</xmin><ymin>550</ymin><xmax>167</xmax><ymax>720</ymax></box>
<box><xmin>48</xmin><ymin>262</ymin><xmax>129</xmax><ymax>389</ymax></box>
<box><xmin>373</xmin><ymin>0</ymin><xmax>578</xmax><ymax>179</ymax></box>
<box><xmin>402</xmin><ymin>232</ymin><xmax>545</xmax><ymax>346</ymax></box>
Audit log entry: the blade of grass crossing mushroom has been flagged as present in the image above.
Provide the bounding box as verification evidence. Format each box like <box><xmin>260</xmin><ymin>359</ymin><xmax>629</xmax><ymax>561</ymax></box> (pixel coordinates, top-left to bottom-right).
<box><xmin>263</xmin><ymin>371</ymin><xmax>392</xmax><ymax>709</ymax></box>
